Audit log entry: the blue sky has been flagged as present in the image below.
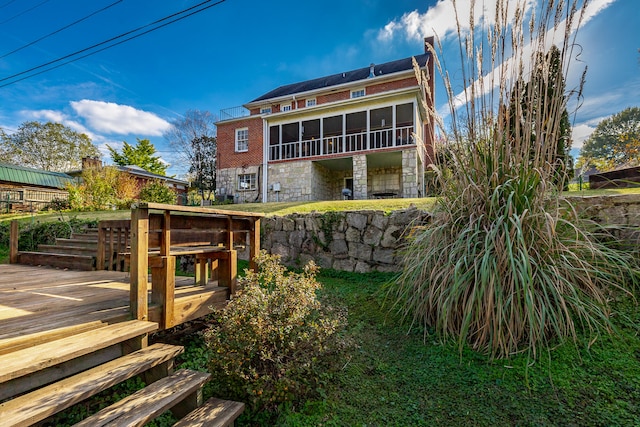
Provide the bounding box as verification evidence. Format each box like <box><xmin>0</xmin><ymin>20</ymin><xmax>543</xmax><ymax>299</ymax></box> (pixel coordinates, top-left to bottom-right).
<box><xmin>0</xmin><ymin>0</ymin><xmax>638</xmax><ymax>177</ymax></box>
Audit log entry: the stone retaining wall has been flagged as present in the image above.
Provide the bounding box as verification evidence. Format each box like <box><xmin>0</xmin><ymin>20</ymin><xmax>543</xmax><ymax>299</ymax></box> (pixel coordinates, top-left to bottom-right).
<box><xmin>260</xmin><ymin>207</ymin><xmax>430</xmax><ymax>273</ymax></box>
<box><xmin>257</xmin><ymin>194</ymin><xmax>640</xmax><ymax>273</ymax></box>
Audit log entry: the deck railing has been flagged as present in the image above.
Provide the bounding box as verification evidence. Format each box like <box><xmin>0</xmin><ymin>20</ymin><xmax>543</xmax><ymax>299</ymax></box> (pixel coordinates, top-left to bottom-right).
<box><xmin>129</xmin><ymin>203</ymin><xmax>263</xmax><ymax>328</ymax></box>
<box><xmin>97</xmin><ymin>220</ymin><xmax>131</xmax><ymax>271</ymax></box>
<box><xmin>268</xmin><ymin>125</ymin><xmax>414</xmax><ymax>161</ymax></box>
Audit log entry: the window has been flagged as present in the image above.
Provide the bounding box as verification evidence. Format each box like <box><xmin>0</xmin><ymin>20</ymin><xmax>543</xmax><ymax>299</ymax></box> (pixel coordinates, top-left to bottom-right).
<box><xmin>351</xmin><ymin>88</ymin><xmax>365</xmax><ymax>98</ymax></box>
<box><xmin>235</xmin><ymin>128</ymin><xmax>248</xmax><ymax>152</ymax></box>
<box><xmin>260</xmin><ymin>106</ymin><xmax>272</xmax><ymax>114</ymax></box>
<box><xmin>238</xmin><ymin>173</ymin><xmax>256</xmax><ymax>191</ymax></box>
<box><xmin>306</xmin><ymin>98</ymin><xmax>316</xmax><ymax>107</ymax></box>
<box><xmin>281</xmin><ymin>103</ymin><xmax>292</xmax><ymax>112</ymax></box>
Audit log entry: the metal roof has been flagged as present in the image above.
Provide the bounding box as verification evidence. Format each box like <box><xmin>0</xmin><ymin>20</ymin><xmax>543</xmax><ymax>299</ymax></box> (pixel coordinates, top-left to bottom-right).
<box><xmin>250</xmin><ymin>52</ymin><xmax>431</xmax><ymax>103</ymax></box>
<box><xmin>0</xmin><ymin>162</ymin><xmax>75</xmax><ymax>189</ymax></box>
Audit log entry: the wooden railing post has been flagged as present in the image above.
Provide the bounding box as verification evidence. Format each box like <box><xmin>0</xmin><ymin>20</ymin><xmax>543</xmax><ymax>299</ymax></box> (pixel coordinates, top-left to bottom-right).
<box><xmin>130</xmin><ymin>206</ymin><xmax>149</xmax><ymax>321</ymax></box>
<box><xmin>96</xmin><ymin>222</ymin><xmax>106</xmax><ymax>270</ymax></box>
<box><xmin>249</xmin><ymin>218</ymin><xmax>260</xmax><ymax>272</ymax></box>
<box><xmin>9</xmin><ymin>220</ymin><xmax>18</xmax><ymax>264</ymax></box>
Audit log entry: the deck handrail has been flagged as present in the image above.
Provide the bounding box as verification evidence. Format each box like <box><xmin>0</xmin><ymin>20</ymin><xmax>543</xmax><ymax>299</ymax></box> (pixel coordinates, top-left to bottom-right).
<box><xmin>129</xmin><ymin>203</ymin><xmax>262</xmax><ymax>328</ymax></box>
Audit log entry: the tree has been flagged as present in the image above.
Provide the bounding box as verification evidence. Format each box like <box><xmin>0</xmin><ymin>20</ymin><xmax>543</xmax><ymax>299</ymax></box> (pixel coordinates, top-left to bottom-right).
<box><xmin>66</xmin><ymin>166</ymin><xmax>138</xmax><ymax>210</ymax></box>
<box><xmin>578</xmin><ymin>107</ymin><xmax>640</xmax><ymax>171</ymax></box>
<box><xmin>507</xmin><ymin>45</ymin><xmax>572</xmax><ymax>185</ymax></box>
<box><xmin>163</xmin><ymin>110</ymin><xmax>217</xmax><ymax>202</ymax></box>
<box><xmin>191</xmin><ymin>135</ymin><xmax>217</xmax><ymax>201</ymax></box>
<box><xmin>138</xmin><ymin>180</ymin><xmax>177</xmax><ymax>204</ymax></box>
<box><xmin>0</xmin><ymin>121</ymin><xmax>100</xmax><ymax>171</ymax></box>
<box><xmin>107</xmin><ymin>138</ymin><xmax>167</xmax><ymax>175</ymax></box>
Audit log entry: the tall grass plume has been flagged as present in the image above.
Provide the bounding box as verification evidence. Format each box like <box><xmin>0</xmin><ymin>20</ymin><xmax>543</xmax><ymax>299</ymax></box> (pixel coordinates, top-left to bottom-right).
<box><xmin>391</xmin><ymin>0</ymin><xmax>639</xmax><ymax>359</ymax></box>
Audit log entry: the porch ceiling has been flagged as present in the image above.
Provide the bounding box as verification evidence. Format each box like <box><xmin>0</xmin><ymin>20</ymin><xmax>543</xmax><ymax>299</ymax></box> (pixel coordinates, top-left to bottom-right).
<box><xmin>314</xmin><ymin>157</ymin><xmax>353</xmax><ymax>171</ymax></box>
<box><xmin>367</xmin><ymin>151</ymin><xmax>402</xmax><ymax>169</ymax></box>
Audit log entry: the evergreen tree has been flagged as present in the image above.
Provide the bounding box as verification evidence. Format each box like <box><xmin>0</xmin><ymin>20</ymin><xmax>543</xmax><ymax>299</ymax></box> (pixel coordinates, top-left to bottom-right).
<box><xmin>107</xmin><ymin>138</ymin><xmax>167</xmax><ymax>175</ymax></box>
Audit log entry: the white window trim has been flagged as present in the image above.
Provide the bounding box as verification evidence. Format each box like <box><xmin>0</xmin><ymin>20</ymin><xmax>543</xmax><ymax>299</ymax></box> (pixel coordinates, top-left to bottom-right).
<box><xmin>237</xmin><ymin>173</ymin><xmax>257</xmax><ymax>191</ymax></box>
<box><xmin>260</xmin><ymin>106</ymin><xmax>272</xmax><ymax>114</ymax></box>
<box><xmin>280</xmin><ymin>102</ymin><xmax>292</xmax><ymax>112</ymax></box>
<box><xmin>351</xmin><ymin>88</ymin><xmax>366</xmax><ymax>99</ymax></box>
<box><xmin>306</xmin><ymin>98</ymin><xmax>316</xmax><ymax>107</ymax></box>
<box><xmin>235</xmin><ymin>128</ymin><xmax>248</xmax><ymax>152</ymax></box>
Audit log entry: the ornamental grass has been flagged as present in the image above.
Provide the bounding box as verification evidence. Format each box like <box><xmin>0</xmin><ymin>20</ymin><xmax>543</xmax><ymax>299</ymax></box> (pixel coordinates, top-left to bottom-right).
<box><xmin>390</xmin><ymin>0</ymin><xmax>639</xmax><ymax>359</ymax></box>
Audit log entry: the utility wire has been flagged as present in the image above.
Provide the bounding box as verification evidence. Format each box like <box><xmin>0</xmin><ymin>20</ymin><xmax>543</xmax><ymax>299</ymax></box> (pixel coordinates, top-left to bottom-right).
<box><xmin>0</xmin><ymin>0</ymin><xmax>18</xmax><ymax>11</ymax></box>
<box><xmin>0</xmin><ymin>0</ymin><xmax>226</xmax><ymax>87</ymax></box>
<box><xmin>0</xmin><ymin>0</ymin><xmax>51</xmax><ymax>25</ymax></box>
<box><xmin>0</xmin><ymin>0</ymin><xmax>124</xmax><ymax>60</ymax></box>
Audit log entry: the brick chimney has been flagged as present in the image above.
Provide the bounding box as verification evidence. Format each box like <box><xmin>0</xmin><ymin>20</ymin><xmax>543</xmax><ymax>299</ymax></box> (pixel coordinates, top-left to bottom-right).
<box><xmin>424</xmin><ymin>36</ymin><xmax>434</xmax><ymax>53</ymax></box>
<box><xmin>82</xmin><ymin>157</ymin><xmax>102</xmax><ymax>170</ymax></box>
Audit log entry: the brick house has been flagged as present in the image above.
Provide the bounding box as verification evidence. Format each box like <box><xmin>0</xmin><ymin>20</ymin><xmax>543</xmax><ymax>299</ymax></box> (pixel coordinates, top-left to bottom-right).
<box><xmin>216</xmin><ymin>42</ymin><xmax>434</xmax><ymax>203</ymax></box>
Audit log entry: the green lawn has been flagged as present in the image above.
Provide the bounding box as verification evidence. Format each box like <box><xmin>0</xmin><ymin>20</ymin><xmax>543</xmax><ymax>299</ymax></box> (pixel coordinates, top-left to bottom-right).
<box><xmin>2</xmin><ymin>187</ymin><xmax>638</xmax><ymax>225</ymax></box>
<box><xmin>167</xmin><ymin>269</ymin><xmax>640</xmax><ymax>426</ymax></box>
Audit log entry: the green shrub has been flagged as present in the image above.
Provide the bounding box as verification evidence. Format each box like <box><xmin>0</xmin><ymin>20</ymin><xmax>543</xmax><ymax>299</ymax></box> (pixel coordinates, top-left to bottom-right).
<box><xmin>139</xmin><ymin>180</ymin><xmax>176</xmax><ymax>204</ymax></box>
<box><xmin>204</xmin><ymin>251</ymin><xmax>349</xmax><ymax>421</ymax></box>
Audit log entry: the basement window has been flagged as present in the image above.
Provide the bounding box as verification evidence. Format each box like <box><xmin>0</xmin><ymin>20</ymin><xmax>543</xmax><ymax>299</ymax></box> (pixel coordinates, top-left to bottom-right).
<box><xmin>238</xmin><ymin>173</ymin><xmax>256</xmax><ymax>191</ymax></box>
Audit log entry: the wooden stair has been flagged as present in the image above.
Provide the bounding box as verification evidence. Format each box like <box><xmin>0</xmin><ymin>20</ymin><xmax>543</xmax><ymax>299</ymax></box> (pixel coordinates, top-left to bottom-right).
<box><xmin>17</xmin><ymin>228</ymin><xmax>103</xmax><ymax>271</ymax></box>
<box><xmin>0</xmin><ymin>319</ymin><xmax>245</xmax><ymax>426</ymax></box>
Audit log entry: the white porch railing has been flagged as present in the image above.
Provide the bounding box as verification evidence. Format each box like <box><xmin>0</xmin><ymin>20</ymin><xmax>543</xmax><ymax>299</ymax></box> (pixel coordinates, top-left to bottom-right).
<box><xmin>268</xmin><ymin>125</ymin><xmax>414</xmax><ymax>161</ymax></box>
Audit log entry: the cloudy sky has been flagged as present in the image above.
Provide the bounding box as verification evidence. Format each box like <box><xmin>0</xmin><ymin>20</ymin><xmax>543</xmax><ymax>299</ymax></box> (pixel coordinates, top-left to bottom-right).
<box><xmin>0</xmin><ymin>0</ymin><xmax>637</xmax><ymax>176</ymax></box>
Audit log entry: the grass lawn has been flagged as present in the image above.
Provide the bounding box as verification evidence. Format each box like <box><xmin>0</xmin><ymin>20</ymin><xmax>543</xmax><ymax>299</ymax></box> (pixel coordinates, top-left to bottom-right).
<box><xmin>169</xmin><ymin>268</ymin><xmax>640</xmax><ymax>426</ymax></box>
<box><xmin>0</xmin><ymin>188</ymin><xmax>638</xmax><ymax>225</ymax></box>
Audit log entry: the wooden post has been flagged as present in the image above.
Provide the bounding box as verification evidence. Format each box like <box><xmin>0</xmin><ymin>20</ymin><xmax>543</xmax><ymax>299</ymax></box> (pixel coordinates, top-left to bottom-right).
<box><xmin>96</xmin><ymin>222</ymin><xmax>106</xmax><ymax>270</ymax></box>
<box><xmin>219</xmin><ymin>250</ymin><xmax>237</xmax><ymax>295</ymax></box>
<box><xmin>151</xmin><ymin>256</ymin><xmax>175</xmax><ymax>329</ymax></box>
<box><xmin>249</xmin><ymin>218</ymin><xmax>261</xmax><ymax>271</ymax></box>
<box><xmin>9</xmin><ymin>220</ymin><xmax>18</xmax><ymax>264</ymax></box>
<box><xmin>130</xmin><ymin>207</ymin><xmax>149</xmax><ymax>321</ymax></box>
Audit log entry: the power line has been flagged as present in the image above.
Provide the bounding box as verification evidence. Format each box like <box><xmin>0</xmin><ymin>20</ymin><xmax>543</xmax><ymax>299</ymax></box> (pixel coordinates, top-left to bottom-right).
<box><xmin>0</xmin><ymin>0</ymin><xmax>52</xmax><ymax>25</ymax></box>
<box><xmin>0</xmin><ymin>0</ymin><xmax>18</xmax><ymax>11</ymax></box>
<box><xmin>0</xmin><ymin>0</ymin><xmax>124</xmax><ymax>60</ymax></box>
<box><xmin>0</xmin><ymin>0</ymin><xmax>226</xmax><ymax>87</ymax></box>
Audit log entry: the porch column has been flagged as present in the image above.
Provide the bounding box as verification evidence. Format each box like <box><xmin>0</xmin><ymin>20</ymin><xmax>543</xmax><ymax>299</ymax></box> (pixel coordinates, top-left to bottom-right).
<box><xmin>402</xmin><ymin>150</ymin><xmax>419</xmax><ymax>198</ymax></box>
<box><xmin>352</xmin><ymin>154</ymin><xmax>368</xmax><ymax>200</ymax></box>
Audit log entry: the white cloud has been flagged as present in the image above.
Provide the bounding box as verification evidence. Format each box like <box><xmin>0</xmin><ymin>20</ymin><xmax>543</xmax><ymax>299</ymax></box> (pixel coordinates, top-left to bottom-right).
<box><xmin>22</xmin><ymin>109</ymin><xmax>97</xmax><ymax>140</ymax></box>
<box><xmin>70</xmin><ymin>100</ymin><xmax>171</xmax><ymax>136</ymax></box>
<box><xmin>378</xmin><ymin>0</ymin><xmax>534</xmax><ymax>43</ymax></box>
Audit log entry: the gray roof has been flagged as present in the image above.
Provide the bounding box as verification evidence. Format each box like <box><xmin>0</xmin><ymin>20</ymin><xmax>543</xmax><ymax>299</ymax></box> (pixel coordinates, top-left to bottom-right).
<box><xmin>117</xmin><ymin>165</ymin><xmax>188</xmax><ymax>186</ymax></box>
<box><xmin>0</xmin><ymin>162</ymin><xmax>75</xmax><ymax>189</ymax></box>
<box><xmin>251</xmin><ymin>52</ymin><xmax>431</xmax><ymax>103</ymax></box>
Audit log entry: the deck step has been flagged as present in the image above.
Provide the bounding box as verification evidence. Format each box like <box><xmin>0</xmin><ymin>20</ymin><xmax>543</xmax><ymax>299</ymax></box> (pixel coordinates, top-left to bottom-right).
<box><xmin>37</xmin><ymin>244</ymin><xmax>97</xmax><ymax>256</ymax></box>
<box><xmin>174</xmin><ymin>397</ymin><xmax>245</xmax><ymax>427</ymax></box>
<box><xmin>54</xmin><ymin>238</ymin><xmax>99</xmax><ymax>248</ymax></box>
<box><xmin>0</xmin><ymin>320</ymin><xmax>158</xmax><ymax>386</ymax></box>
<box><xmin>73</xmin><ymin>369</ymin><xmax>211</xmax><ymax>427</ymax></box>
<box><xmin>70</xmin><ymin>232</ymin><xmax>99</xmax><ymax>240</ymax></box>
<box><xmin>0</xmin><ymin>343</ymin><xmax>184</xmax><ymax>427</ymax></box>
<box><xmin>18</xmin><ymin>252</ymin><xmax>95</xmax><ymax>270</ymax></box>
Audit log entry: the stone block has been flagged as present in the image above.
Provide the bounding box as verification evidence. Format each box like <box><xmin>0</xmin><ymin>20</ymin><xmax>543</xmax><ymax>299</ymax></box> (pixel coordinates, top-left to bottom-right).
<box><xmin>282</xmin><ymin>218</ymin><xmax>295</xmax><ymax>231</ymax></box>
<box><xmin>363</xmin><ymin>226</ymin><xmax>383</xmax><ymax>245</ymax></box>
<box><xmin>348</xmin><ymin>242</ymin><xmax>372</xmax><ymax>261</ymax></box>
<box><xmin>372</xmin><ymin>212</ymin><xmax>389</xmax><ymax>230</ymax></box>
<box><xmin>272</xmin><ymin>231</ymin><xmax>289</xmax><ymax>245</ymax></box>
<box><xmin>373</xmin><ymin>248</ymin><xmax>395</xmax><ymax>264</ymax></box>
<box><xmin>345</xmin><ymin>227</ymin><xmax>361</xmax><ymax>242</ymax></box>
<box><xmin>271</xmin><ymin>242</ymin><xmax>290</xmax><ymax>259</ymax></box>
<box><xmin>329</xmin><ymin>238</ymin><xmax>348</xmax><ymax>255</ymax></box>
<box><xmin>346</xmin><ymin>212</ymin><xmax>368</xmax><ymax>230</ymax></box>
<box><xmin>289</xmin><ymin>230</ymin><xmax>306</xmax><ymax>249</ymax></box>
<box><xmin>333</xmin><ymin>258</ymin><xmax>355</xmax><ymax>272</ymax></box>
<box><xmin>381</xmin><ymin>225</ymin><xmax>404</xmax><ymax>247</ymax></box>
<box><xmin>354</xmin><ymin>261</ymin><xmax>372</xmax><ymax>273</ymax></box>
<box><xmin>295</xmin><ymin>217</ymin><xmax>306</xmax><ymax>230</ymax></box>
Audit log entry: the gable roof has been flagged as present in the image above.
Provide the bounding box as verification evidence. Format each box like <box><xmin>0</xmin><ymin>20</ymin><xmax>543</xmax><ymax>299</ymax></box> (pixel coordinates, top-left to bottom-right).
<box><xmin>117</xmin><ymin>165</ymin><xmax>188</xmax><ymax>186</ymax></box>
<box><xmin>250</xmin><ymin>52</ymin><xmax>431</xmax><ymax>103</ymax></box>
<box><xmin>0</xmin><ymin>162</ymin><xmax>75</xmax><ymax>189</ymax></box>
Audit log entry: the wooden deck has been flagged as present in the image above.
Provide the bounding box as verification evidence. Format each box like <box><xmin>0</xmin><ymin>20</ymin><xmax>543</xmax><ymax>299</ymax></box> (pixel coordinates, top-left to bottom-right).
<box><xmin>0</xmin><ymin>264</ymin><xmax>227</xmax><ymax>354</ymax></box>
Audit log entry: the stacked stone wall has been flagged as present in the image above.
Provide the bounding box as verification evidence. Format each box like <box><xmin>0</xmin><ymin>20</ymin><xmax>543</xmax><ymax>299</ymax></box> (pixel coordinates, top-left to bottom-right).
<box><xmin>260</xmin><ymin>207</ymin><xmax>430</xmax><ymax>273</ymax></box>
<box><xmin>255</xmin><ymin>194</ymin><xmax>640</xmax><ymax>273</ymax></box>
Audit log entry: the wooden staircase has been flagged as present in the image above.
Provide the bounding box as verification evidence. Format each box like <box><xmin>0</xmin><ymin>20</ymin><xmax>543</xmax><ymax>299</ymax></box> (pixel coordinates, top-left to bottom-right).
<box><xmin>0</xmin><ymin>320</ymin><xmax>245</xmax><ymax>426</ymax></box>
<box><xmin>17</xmin><ymin>228</ymin><xmax>101</xmax><ymax>271</ymax></box>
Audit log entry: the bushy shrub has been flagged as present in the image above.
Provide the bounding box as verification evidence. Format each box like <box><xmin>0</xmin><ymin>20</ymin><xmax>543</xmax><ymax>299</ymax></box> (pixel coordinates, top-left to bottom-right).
<box><xmin>139</xmin><ymin>180</ymin><xmax>176</xmax><ymax>204</ymax></box>
<box><xmin>204</xmin><ymin>251</ymin><xmax>349</xmax><ymax>420</ymax></box>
